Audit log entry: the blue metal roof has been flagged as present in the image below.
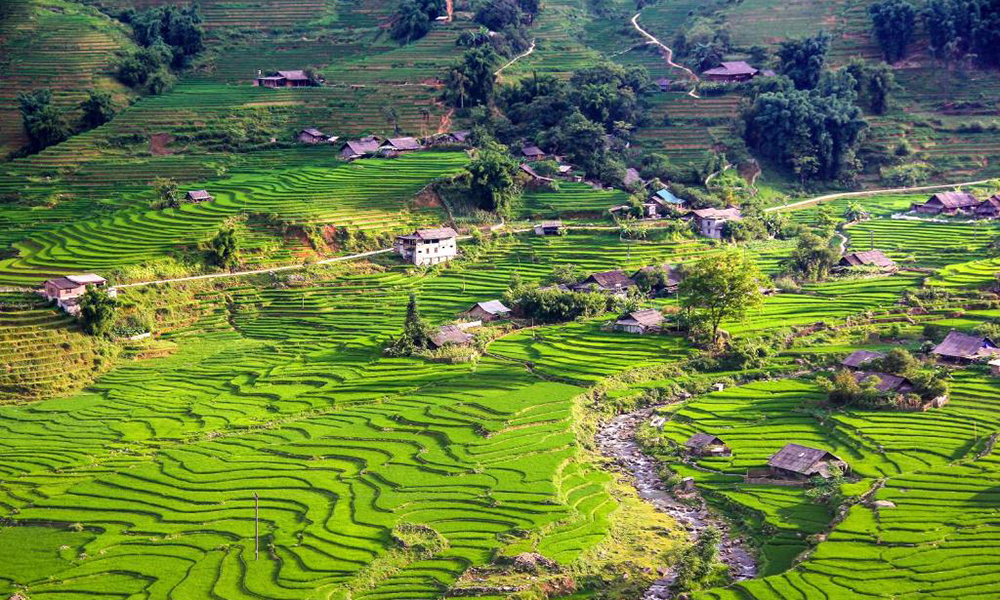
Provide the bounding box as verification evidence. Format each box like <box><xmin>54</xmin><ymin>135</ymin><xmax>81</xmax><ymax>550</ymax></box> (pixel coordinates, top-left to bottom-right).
<box><xmin>655</xmin><ymin>189</ymin><xmax>683</xmax><ymax>204</ymax></box>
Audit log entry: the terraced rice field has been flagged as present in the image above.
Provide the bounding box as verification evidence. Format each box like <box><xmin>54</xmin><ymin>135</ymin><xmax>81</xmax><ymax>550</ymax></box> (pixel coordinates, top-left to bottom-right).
<box><xmin>0</xmin><ymin>151</ymin><xmax>468</xmax><ymax>285</ymax></box>
<box><xmin>0</xmin><ymin>0</ymin><xmax>136</xmax><ymax>155</ymax></box>
<box><xmin>1</xmin><ymin>230</ymin><xmax>724</xmax><ymax>599</ymax></box>
<box><xmin>661</xmin><ymin>370</ymin><xmax>1000</xmax><ymax>599</ymax></box>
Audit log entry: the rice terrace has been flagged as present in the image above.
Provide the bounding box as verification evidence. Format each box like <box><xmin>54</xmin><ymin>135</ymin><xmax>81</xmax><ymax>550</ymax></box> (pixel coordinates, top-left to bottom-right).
<box><xmin>4</xmin><ymin>0</ymin><xmax>1000</xmax><ymax>598</ymax></box>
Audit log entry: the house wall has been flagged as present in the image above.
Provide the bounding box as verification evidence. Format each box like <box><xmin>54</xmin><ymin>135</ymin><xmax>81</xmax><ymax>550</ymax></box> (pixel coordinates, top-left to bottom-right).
<box><xmin>399</xmin><ymin>237</ymin><xmax>458</xmax><ymax>266</ymax></box>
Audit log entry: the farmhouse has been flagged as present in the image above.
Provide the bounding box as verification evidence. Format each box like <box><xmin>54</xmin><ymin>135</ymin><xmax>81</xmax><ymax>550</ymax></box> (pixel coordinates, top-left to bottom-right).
<box><xmin>841</xmin><ymin>350</ymin><xmax>886</xmax><ymax>370</ymax></box>
<box><xmin>912</xmin><ymin>191</ymin><xmax>979</xmax><ymax>215</ymax></box>
<box><xmin>853</xmin><ymin>371</ymin><xmax>914</xmax><ymax>394</ymax></box>
<box><xmin>428</xmin><ymin>325</ymin><xmax>473</xmax><ymax>349</ymax></box>
<box><xmin>573</xmin><ymin>270</ymin><xmax>635</xmax><ymax>294</ymax></box>
<box><xmin>298</xmin><ymin>128</ymin><xmax>335</xmax><ymax>144</ymax></box>
<box><xmin>42</xmin><ymin>274</ymin><xmax>115</xmax><ymax>315</ymax></box>
<box><xmin>632</xmin><ymin>264</ymin><xmax>683</xmax><ymax>295</ymax></box>
<box><xmin>461</xmin><ymin>300</ymin><xmax>511</xmax><ymax>322</ymax></box>
<box><xmin>380</xmin><ymin>137</ymin><xmax>423</xmax><ymax>155</ymax></box>
<box><xmin>434</xmin><ymin>130</ymin><xmax>470</xmax><ymax>145</ymax></box>
<box><xmin>976</xmin><ymin>196</ymin><xmax>1000</xmax><ymax>218</ymax></box>
<box><xmin>185</xmin><ymin>189</ymin><xmax>214</xmax><ymax>203</ymax></box>
<box><xmin>691</xmin><ymin>207</ymin><xmax>741</xmax><ymax>239</ymax></box>
<box><xmin>521</xmin><ymin>145</ymin><xmax>546</xmax><ymax>161</ymax></box>
<box><xmin>932</xmin><ymin>330</ymin><xmax>999</xmax><ymax>362</ymax></box>
<box><xmin>644</xmin><ymin>189</ymin><xmax>684</xmax><ymax>218</ymax></box>
<box><xmin>340</xmin><ymin>137</ymin><xmax>382</xmax><ymax>160</ymax></box>
<box><xmin>838</xmin><ymin>250</ymin><xmax>896</xmax><ymax>272</ymax></box>
<box><xmin>702</xmin><ymin>61</ymin><xmax>759</xmax><ymax>83</ymax></box>
<box><xmin>654</xmin><ymin>77</ymin><xmax>672</xmax><ymax>92</ymax></box>
<box><xmin>767</xmin><ymin>444</ymin><xmax>848</xmax><ymax>480</ymax></box>
<box><xmin>395</xmin><ymin>227</ymin><xmax>458</xmax><ymax>266</ymax></box>
<box><xmin>615</xmin><ymin>309</ymin><xmax>663</xmax><ymax>334</ymax></box>
<box><xmin>254</xmin><ymin>70</ymin><xmax>316</xmax><ymax>87</ymax></box>
<box><xmin>684</xmin><ymin>433</ymin><xmax>731</xmax><ymax>457</ymax></box>
<box><xmin>533</xmin><ymin>220</ymin><xmax>563</xmax><ymax>235</ymax></box>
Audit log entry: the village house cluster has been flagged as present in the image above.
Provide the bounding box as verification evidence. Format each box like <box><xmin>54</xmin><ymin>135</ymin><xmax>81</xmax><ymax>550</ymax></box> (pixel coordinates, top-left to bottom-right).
<box><xmin>911</xmin><ymin>191</ymin><xmax>1000</xmax><ymax>218</ymax></box>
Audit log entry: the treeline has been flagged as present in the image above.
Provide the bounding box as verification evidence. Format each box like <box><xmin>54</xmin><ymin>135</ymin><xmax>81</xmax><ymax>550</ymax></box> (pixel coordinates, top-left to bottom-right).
<box><xmin>869</xmin><ymin>0</ymin><xmax>1000</xmax><ymax>66</ymax></box>
<box><xmin>113</xmin><ymin>4</ymin><xmax>205</xmax><ymax>94</ymax></box>
<box><xmin>15</xmin><ymin>89</ymin><xmax>116</xmax><ymax>156</ymax></box>
<box><xmin>445</xmin><ymin>61</ymin><xmax>652</xmax><ymax>187</ymax></box>
<box><xmin>740</xmin><ymin>33</ymin><xmax>898</xmax><ymax>184</ymax></box>
<box><xmin>392</xmin><ymin>0</ymin><xmax>538</xmax><ymax>45</ymax></box>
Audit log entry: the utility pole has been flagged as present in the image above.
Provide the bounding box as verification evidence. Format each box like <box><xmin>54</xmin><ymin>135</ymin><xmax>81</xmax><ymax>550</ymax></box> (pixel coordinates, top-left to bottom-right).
<box><xmin>254</xmin><ymin>492</ymin><xmax>259</xmax><ymax>561</ymax></box>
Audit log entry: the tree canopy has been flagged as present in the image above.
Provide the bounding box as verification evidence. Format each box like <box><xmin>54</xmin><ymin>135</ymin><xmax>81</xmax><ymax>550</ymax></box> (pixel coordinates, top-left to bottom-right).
<box><xmin>18</xmin><ymin>90</ymin><xmax>69</xmax><ymax>152</ymax></box>
<box><xmin>922</xmin><ymin>0</ymin><xmax>1000</xmax><ymax>66</ymax></box>
<box><xmin>391</xmin><ymin>0</ymin><xmax>444</xmax><ymax>44</ymax></box>
<box><xmin>777</xmin><ymin>32</ymin><xmax>831</xmax><ymax>90</ymax></box>
<box><xmin>465</xmin><ymin>139</ymin><xmax>521</xmax><ymax>217</ymax></box>
<box><xmin>80</xmin><ymin>90</ymin><xmax>116</xmax><ymax>130</ymax></box>
<box><xmin>742</xmin><ymin>87</ymin><xmax>868</xmax><ymax>182</ymax></box>
<box><xmin>209</xmin><ymin>227</ymin><xmax>240</xmax><ymax>270</ymax></box>
<box><xmin>79</xmin><ymin>286</ymin><xmax>118</xmax><ymax>337</ymax></box>
<box><xmin>679</xmin><ymin>250</ymin><xmax>764</xmax><ymax>344</ymax></box>
<box><xmin>869</xmin><ymin>0</ymin><xmax>917</xmax><ymax>62</ymax></box>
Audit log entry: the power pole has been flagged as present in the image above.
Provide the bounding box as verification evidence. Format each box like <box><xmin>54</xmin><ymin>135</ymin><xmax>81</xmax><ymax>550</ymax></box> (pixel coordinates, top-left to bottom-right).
<box><xmin>254</xmin><ymin>492</ymin><xmax>259</xmax><ymax>561</ymax></box>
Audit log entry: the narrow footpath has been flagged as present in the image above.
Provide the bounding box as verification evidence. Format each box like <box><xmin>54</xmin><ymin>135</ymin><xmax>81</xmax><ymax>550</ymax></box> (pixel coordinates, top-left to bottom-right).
<box><xmin>629</xmin><ymin>13</ymin><xmax>700</xmax><ymax>98</ymax></box>
<box><xmin>495</xmin><ymin>39</ymin><xmax>536</xmax><ymax>77</ymax></box>
<box><xmin>596</xmin><ymin>408</ymin><xmax>757</xmax><ymax>599</ymax></box>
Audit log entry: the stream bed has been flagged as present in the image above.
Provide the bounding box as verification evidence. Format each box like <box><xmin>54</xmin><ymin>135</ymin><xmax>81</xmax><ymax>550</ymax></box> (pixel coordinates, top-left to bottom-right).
<box><xmin>595</xmin><ymin>408</ymin><xmax>758</xmax><ymax>599</ymax></box>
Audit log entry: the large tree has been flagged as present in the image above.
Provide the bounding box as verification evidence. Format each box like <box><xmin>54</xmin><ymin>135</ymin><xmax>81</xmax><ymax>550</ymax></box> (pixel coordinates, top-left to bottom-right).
<box><xmin>79</xmin><ymin>286</ymin><xmax>118</xmax><ymax>337</ymax></box>
<box><xmin>18</xmin><ymin>90</ymin><xmax>69</xmax><ymax>152</ymax></box>
<box><xmin>742</xmin><ymin>88</ymin><xmax>868</xmax><ymax>181</ymax></box>
<box><xmin>679</xmin><ymin>250</ymin><xmax>765</xmax><ymax>343</ymax></box>
<box><xmin>387</xmin><ymin>293</ymin><xmax>432</xmax><ymax>356</ymax></box>
<box><xmin>785</xmin><ymin>231</ymin><xmax>842</xmax><ymax>281</ymax></box>
<box><xmin>465</xmin><ymin>139</ymin><xmax>521</xmax><ymax>216</ymax></box>
<box><xmin>209</xmin><ymin>227</ymin><xmax>240</xmax><ymax>270</ymax></box>
<box><xmin>869</xmin><ymin>0</ymin><xmax>917</xmax><ymax>62</ymax></box>
<box><xmin>922</xmin><ymin>0</ymin><xmax>1000</xmax><ymax>66</ymax></box>
<box><xmin>777</xmin><ymin>32</ymin><xmax>831</xmax><ymax>90</ymax></box>
<box><xmin>80</xmin><ymin>90</ymin><xmax>116</xmax><ymax>129</ymax></box>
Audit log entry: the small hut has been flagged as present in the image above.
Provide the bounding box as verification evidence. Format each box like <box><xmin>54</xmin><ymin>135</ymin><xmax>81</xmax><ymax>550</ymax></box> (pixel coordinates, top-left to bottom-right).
<box><xmin>614</xmin><ymin>309</ymin><xmax>664</xmax><ymax>334</ymax></box>
<box><xmin>185</xmin><ymin>190</ymin><xmax>214</xmax><ymax>203</ymax></box>
<box><xmin>461</xmin><ymin>300</ymin><xmax>511</xmax><ymax>322</ymax></box>
<box><xmin>684</xmin><ymin>433</ymin><xmax>731</xmax><ymax>456</ymax></box>
<box><xmin>838</xmin><ymin>250</ymin><xmax>896</xmax><ymax>272</ymax></box>
<box><xmin>767</xmin><ymin>444</ymin><xmax>848</xmax><ymax>480</ymax></box>
<box><xmin>841</xmin><ymin>350</ymin><xmax>886</xmax><ymax>370</ymax></box>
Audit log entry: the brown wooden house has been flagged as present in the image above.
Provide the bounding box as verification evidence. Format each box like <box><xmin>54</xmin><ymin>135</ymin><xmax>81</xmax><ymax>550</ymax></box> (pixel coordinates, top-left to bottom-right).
<box><xmin>932</xmin><ymin>330</ymin><xmax>999</xmax><ymax>363</ymax></box>
<box><xmin>702</xmin><ymin>61</ymin><xmax>759</xmax><ymax>83</ymax></box>
<box><xmin>976</xmin><ymin>196</ymin><xmax>1000</xmax><ymax>219</ymax></box>
<box><xmin>614</xmin><ymin>309</ymin><xmax>664</xmax><ymax>334</ymax></box>
<box><xmin>185</xmin><ymin>190</ymin><xmax>214</xmax><ymax>203</ymax></box>
<box><xmin>838</xmin><ymin>250</ymin><xmax>896</xmax><ymax>272</ymax></box>
<box><xmin>684</xmin><ymin>433</ymin><xmax>731</xmax><ymax>457</ymax></box>
<box><xmin>912</xmin><ymin>191</ymin><xmax>979</xmax><ymax>215</ymax></box>
<box><xmin>841</xmin><ymin>350</ymin><xmax>886</xmax><ymax>370</ymax></box>
<box><xmin>461</xmin><ymin>300</ymin><xmax>511</xmax><ymax>322</ymax></box>
<box><xmin>255</xmin><ymin>70</ymin><xmax>316</xmax><ymax>88</ymax></box>
<box><xmin>767</xmin><ymin>444</ymin><xmax>848</xmax><ymax>480</ymax></box>
<box><xmin>572</xmin><ymin>270</ymin><xmax>636</xmax><ymax>294</ymax></box>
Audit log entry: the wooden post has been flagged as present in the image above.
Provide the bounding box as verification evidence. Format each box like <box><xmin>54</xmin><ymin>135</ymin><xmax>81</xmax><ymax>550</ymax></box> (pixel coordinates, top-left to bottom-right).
<box><xmin>254</xmin><ymin>492</ymin><xmax>259</xmax><ymax>561</ymax></box>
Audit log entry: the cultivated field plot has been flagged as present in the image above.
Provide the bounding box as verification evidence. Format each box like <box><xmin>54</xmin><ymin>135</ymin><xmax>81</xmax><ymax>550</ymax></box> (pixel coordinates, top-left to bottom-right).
<box><xmin>0</xmin><ymin>151</ymin><xmax>467</xmax><ymax>285</ymax></box>
<box><xmin>0</xmin><ymin>0</ymin><xmax>135</xmax><ymax>155</ymax></box>
<box><xmin>668</xmin><ymin>371</ymin><xmax>1000</xmax><ymax>599</ymax></box>
<box><xmin>1</xmin><ymin>229</ymin><xmax>726</xmax><ymax>599</ymax></box>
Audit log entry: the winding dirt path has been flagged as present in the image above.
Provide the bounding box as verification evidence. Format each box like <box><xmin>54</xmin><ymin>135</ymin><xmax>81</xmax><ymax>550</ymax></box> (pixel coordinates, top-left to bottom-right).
<box><xmin>630</xmin><ymin>12</ymin><xmax>700</xmax><ymax>99</ymax></box>
<box><xmin>494</xmin><ymin>39</ymin><xmax>536</xmax><ymax>78</ymax></box>
<box><xmin>445</xmin><ymin>0</ymin><xmax>453</xmax><ymax>21</ymax></box>
<box><xmin>596</xmin><ymin>408</ymin><xmax>757</xmax><ymax>599</ymax></box>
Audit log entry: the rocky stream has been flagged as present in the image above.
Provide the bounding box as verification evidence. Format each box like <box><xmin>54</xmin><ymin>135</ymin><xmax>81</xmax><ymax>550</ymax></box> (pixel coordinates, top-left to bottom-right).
<box><xmin>595</xmin><ymin>408</ymin><xmax>758</xmax><ymax>599</ymax></box>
